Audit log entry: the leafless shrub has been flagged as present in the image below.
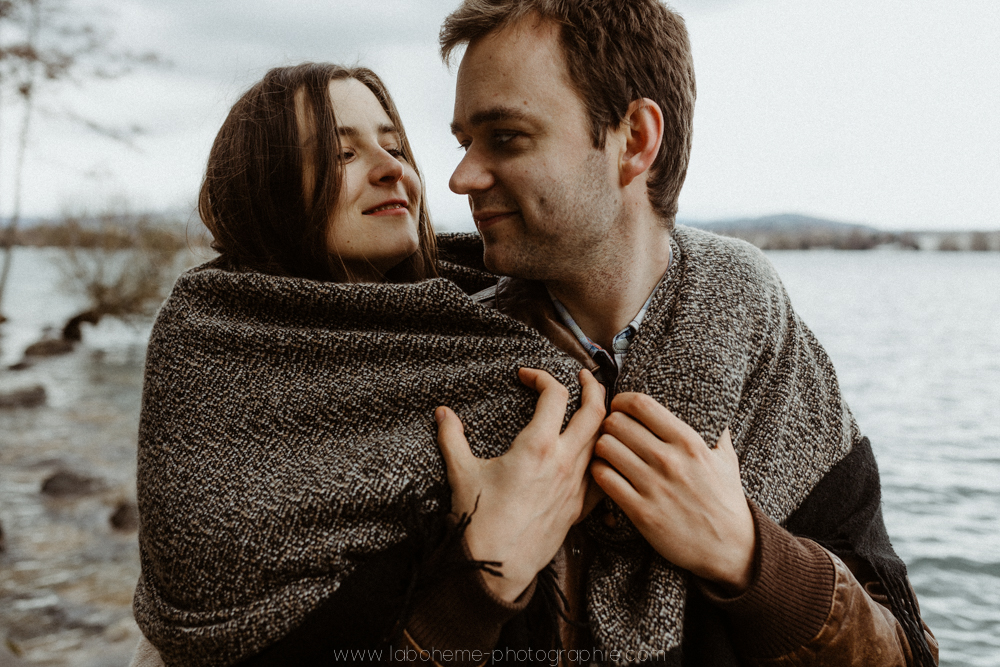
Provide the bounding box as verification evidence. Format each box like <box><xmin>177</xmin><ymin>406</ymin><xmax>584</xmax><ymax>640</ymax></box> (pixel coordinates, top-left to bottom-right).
<box><xmin>54</xmin><ymin>208</ymin><xmax>183</xmax><ymax>340</ymax></box>
<box><xmin>0</xmin><ymin>0</ymin><xmax>165</xmax><ymax>320</ymax></box>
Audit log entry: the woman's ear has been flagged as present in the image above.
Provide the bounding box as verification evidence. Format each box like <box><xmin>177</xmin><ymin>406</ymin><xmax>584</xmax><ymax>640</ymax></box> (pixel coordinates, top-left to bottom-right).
<box><xmin>619</xmin><ymin>98</ymin><xmax>665</xmax><ymax>187</ymax></box>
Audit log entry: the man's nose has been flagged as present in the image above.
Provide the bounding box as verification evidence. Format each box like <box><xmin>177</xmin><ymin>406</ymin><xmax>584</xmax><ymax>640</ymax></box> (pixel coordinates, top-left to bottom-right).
<box><xmin>449</xmin><ymin>149</ymin><xmax>494</xmax><ymax>195</ymax></box>
<box><xmin>370</xmin><ymin>149</ymin><xmax>404</xmax><ymax>185</ymax></box>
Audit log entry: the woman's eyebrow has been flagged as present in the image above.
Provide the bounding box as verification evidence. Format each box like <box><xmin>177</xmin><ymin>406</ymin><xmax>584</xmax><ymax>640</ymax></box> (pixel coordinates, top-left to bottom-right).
<box><xmin>337</xmin><ymin>124</ymin><xmax>399</xmax><ymax>138</ymax></box>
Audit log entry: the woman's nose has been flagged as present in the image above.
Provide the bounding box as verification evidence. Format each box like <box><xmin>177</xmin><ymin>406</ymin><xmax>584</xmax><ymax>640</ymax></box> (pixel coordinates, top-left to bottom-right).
<box><xmin>370</xmin><ymin>149</ymin><xmax>404</xmax><ymax>185</ymax></box>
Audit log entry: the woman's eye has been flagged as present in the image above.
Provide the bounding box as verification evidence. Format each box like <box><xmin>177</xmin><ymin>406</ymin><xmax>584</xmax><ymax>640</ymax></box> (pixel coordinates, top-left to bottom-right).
<box><xmin>338</xmin><ymin>149</ymin><xmax>356</xmax><ymax>161</ymax></box>
<box><xmin>385</xmin><ymin>147</ymin><xmax>407</xmax><ymax>160</ymax></box>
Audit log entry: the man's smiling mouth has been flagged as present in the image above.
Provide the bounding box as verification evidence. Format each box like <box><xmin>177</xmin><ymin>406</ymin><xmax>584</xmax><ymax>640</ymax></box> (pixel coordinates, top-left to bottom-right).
<box><xmin>475</xmin><ymin>211</ymin><xmax>517</xmax><ymax>229</ymax></box>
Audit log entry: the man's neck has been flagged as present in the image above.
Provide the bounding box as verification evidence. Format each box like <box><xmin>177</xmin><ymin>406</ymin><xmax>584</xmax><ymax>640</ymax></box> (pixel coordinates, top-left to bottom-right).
<box><xmin>545</xmin><ymin>227</ymin><xmax>672</xmax><ymax>351</ymax></box>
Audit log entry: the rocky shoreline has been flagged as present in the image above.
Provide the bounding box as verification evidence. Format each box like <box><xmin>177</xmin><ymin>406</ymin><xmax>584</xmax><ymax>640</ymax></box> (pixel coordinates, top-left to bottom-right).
<box><xmin>0</xmin><ymin>345</ymin><xmax>146</xmax><ymax>666</ymax></box>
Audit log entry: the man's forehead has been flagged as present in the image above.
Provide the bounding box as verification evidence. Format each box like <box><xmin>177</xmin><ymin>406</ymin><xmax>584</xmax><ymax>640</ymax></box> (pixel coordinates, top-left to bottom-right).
<box><xmin>451</xmin><ymin>17</ymin><xmax>576</xmax><ymax>131</ymax></box>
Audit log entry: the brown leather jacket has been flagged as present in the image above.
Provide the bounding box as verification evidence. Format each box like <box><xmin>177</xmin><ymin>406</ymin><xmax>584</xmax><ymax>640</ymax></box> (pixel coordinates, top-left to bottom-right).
<box><xmin>401</xmin><ymin>278</ymin><xmax>938</xmax><ymax>667</ymax></box>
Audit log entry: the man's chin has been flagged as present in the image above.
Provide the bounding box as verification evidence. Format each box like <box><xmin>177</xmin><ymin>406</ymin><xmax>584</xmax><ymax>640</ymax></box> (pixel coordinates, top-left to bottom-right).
<box><xmin>483</xmin><ymin>245</ymin><xmax>545</xmax><ymax>280</ymax></box>
<box><xmin>482</xmin><ymin>242</ymin><xmax>516</xmax><ymax>277</ymax></box>
<box><xmin>481</xmin><ymin>248</ymin><xmax>508</xmax><ymax>277</ymax></box>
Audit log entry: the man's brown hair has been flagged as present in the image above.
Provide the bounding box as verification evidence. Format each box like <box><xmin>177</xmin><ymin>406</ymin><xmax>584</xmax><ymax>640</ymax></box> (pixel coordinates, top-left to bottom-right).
<box><xmin>441</xmin><ymin>0</ymin><xmax>696</xmax><ymax>228</ymax></box>
<box><xmin>199</xmin><ymin>63</ymin><xmax>437</xmax><ymax>283</ymax></box>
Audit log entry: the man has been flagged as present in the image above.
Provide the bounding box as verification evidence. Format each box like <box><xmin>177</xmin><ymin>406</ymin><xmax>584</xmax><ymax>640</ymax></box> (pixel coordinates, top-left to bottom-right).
<box><xmin>402</xmin><ymin>1</ymin><xmax>938</xmax><ymax>665</ymax></box>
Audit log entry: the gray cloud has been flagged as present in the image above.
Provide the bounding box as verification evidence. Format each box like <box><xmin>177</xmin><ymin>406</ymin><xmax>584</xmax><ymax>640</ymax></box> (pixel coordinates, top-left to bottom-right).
<box><xmin>13</xmin><ymin>0</ymin><xmax>999</xmax><ymax>229</ymax></box>
<box><xmin>117</xmin><ymin>0</ymin><xmax>449</xmax><ymax>78</ymax></box>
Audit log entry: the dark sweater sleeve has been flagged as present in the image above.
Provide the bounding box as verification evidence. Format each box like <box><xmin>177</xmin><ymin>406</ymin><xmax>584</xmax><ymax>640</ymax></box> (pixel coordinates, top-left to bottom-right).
<box><xmin>695</xmin><ymin>500</ymin><xmax>837</xmax><ymax>659</ymax></box>
<box><xmin>697</xmin><ymin>501</ymin><xmax>939</xmax><ymax>665</ymax></box>
<box><xmin>404</xmin><ymin>537</ymin><xmax>537</xmax><ymax>666</ymax></box>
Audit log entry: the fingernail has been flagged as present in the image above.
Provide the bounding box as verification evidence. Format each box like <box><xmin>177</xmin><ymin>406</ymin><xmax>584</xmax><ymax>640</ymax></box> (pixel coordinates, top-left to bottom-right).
<box><xmin>435</xmin><ymin>407</ymin><xmax>445</xmax><ymax>424</ymax></box>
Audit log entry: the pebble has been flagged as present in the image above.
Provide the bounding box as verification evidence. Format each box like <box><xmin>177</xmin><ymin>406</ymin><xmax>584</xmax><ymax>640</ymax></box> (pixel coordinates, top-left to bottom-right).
<box><xmin>23</xmin><ymin>339</ymin><xmax>74</xmax><ymax>357</ymax></box>
<box><xmin>0</xmin><ymin>385</ymin><xmax>46</xmax><ymax>409</ymax></box>
<box><xmin>109</xmin><ymin>501</ymin><xmax>139</xmax><ymax>532</ymax></box>
<box><xmin>40</xmin><ymin>471</ymin><xmax>103</xmax><ymax>497</ymax></box>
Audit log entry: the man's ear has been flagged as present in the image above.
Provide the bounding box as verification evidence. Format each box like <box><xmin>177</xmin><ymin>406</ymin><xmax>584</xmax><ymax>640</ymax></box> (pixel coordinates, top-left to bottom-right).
<box><xmin>619</xmin><ymin>98</ymin><xmax>664</xmax><ymax>187</ymax></box>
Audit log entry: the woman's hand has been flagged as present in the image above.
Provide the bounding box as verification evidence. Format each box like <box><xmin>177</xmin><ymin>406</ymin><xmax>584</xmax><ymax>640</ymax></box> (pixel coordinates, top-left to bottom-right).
<box><xmin>435</xmin><ymin>368</ymin><xmax>605</xmax><ymax>603</ymax></box>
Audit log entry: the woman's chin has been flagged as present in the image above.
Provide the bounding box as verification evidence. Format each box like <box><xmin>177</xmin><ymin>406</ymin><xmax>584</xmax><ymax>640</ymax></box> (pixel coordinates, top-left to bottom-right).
<box><xmin>340</xmin><ymin>246</ymin><xmax>420</xmax><ymax>283</ymax></box>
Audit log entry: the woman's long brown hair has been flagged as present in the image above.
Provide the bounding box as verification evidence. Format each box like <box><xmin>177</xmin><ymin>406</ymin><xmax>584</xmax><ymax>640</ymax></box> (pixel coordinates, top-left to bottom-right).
<box><xmin>198</xmin><ymin>63</ymin><xmax>437</xmax><ymax>282</ymax></box>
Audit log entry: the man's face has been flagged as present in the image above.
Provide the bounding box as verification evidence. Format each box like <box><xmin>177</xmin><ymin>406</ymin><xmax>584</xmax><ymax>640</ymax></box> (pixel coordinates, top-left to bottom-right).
<box><xmin>450</xmin><ymin>17</ymin><xmax>622</xmax><ymax>281</ymax></box>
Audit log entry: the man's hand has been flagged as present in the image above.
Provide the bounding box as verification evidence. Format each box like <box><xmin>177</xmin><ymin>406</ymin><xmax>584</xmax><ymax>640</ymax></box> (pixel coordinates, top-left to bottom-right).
<box><xmin>436</xmin><ymin>368</ymin><xmax>605</xmax><ymax>603</ymax></box>
<box><xmin>591</xmin><ymin>393</ymin><xmax>756</xmax><ymax>594</ymax></box>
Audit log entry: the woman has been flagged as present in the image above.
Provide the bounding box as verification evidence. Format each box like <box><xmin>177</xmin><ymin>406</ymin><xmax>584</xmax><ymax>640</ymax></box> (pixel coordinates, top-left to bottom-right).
<box><xmin>199</xmin><ymin>64</ymin><xmax>436</xmax><ymax>284</ymax></box>
<box><xmin>132</xmin><ymin>63</ymin><xmax>592</xmax><ymax>666</ymax></box>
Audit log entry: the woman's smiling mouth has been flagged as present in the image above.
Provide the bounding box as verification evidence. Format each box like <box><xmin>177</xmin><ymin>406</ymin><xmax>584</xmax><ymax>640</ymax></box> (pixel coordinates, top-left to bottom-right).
<box><xmin>363</xmin><ymin>200</ymin><xmax>408</xmax><ymax>216</ymax></box>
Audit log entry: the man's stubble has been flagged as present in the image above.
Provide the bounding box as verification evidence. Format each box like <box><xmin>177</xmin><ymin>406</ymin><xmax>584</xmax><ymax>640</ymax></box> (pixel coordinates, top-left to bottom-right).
<box><xmin>478</xmin><ymin>149</ymin><xmax>625</xmax><ymax>288</ymax></box>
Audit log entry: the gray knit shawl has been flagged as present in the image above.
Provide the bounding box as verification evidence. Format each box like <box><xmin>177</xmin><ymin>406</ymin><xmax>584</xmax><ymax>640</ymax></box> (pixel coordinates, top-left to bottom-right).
<box><xmin>134</xmin><ymin>226</ymin><xmax>857</xmax><ymax>665</ymax></box>
<box><xmin>582</xmin><ymin>227</ymin><xmax>858</xmax><ymax>662</ymax></box>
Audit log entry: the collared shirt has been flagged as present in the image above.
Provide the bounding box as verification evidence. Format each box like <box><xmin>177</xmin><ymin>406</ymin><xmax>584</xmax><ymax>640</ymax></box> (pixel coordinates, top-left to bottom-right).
<box><xmin>548</xmin><ymin>247</ymin><xmax>671</xmax><ymax>392</ymax></box>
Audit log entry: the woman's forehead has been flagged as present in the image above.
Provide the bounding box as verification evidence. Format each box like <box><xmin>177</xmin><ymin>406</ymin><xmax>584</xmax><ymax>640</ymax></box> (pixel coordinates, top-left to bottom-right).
<box><xmin>328</xmin><ymin>78</ymin><xmax>394</xmax><ymax>134</ymax></box>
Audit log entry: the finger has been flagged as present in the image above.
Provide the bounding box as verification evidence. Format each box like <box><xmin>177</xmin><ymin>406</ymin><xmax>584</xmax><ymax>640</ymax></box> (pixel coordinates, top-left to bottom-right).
<box><xmin>593</xmin><ymin>433</ymin><xmax>652</xmax><ymax>494</ymax></box>
<box><xmin>518</xmin><ymin>367</ymin><xmax>570</xmax><ymax>434</ymax></box>
<box><xmin>610</xmin><ymin>392</ymin><xmax>706</xmax><ymax>452</ymax></box>
<box><xmin>562</xmin><ymin>369</ymin><xmax>606</xmax><ymax>451</ymax></box>
<box><xmin>600</xmin><ymin>409</ymin><xmax>667</xmax><ymax>468</ymax></box>
<box><xmin>575</xmin><ymin>474</ymin><xmax>608</xmax><ymax>524</ymax></box>
<box><xmin>716</xmin><ymin>426</ymin><xmax>734</xmax><ymax>453</ymax></box>
<box><xmin>435</xmin><ymin>406</ymin><xmax>475</xmax><ymax>478</ymax></box>
<box><xmin>590</xmin><ymin>458</ymin><xmax>643</xmax><ymax>510</ymax></box>
<box><xmin>714</xmin><ymin>426</ymin><xmax>740</xmax><ymax>466</ymax></box>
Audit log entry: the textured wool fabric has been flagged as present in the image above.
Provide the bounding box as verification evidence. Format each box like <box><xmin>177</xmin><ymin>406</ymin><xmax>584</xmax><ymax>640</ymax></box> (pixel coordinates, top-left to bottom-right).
<box><xmin>134</xmin><ymin>251</ymin><xmax>582</xmax><ymax>666</ymax></box>
<box><xmin>135</xmin><ymin>226</ymin><xmax>887</xmax><ymax>666</ymax></box>
<box><xmin>571</xmin><ymin>226</ymin><xmax>858</xmax><ymax>663</ymax></box>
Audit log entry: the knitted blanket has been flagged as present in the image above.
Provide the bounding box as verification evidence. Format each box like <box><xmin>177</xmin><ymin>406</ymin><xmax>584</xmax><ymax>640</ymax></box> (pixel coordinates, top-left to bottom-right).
<box><xmin>579</xmin><ymin>227</ymin><xmax>859</xmax><ymax>660</ymax></box>
<box><xmin>134</xmin><ymin>227</ymin><xmax>926</xmax><ymax>666</ymax></box>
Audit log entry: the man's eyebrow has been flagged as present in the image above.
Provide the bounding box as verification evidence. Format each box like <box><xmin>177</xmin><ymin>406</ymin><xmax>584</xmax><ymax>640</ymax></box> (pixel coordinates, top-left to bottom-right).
<box><xmin>337</xmin><ymin>124</ymin><xmax>399</xmax><ymax>138</ymax></box>
<box><xmin>450</xmin><ymin>106</ymin><xmax>530</xmax><ymax>135</ymax></box>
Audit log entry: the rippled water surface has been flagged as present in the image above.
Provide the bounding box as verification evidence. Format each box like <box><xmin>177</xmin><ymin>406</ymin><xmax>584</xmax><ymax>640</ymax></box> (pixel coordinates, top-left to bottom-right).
<box><xmin>768</xmin><ymin>250</ymin><xmax>1000</xmax><ymax>667</ymax></box>
<box><xmin>1</xmin><ymin>247</ymin><xmax>998</xmax><ymax>665</ymax></box>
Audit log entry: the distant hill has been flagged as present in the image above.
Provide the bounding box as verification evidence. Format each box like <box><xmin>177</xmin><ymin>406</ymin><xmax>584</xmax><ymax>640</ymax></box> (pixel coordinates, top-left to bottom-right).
<box><xmin>677</xmin><ymin>213</ymin><xmax>900</xmax><ymax>250</ymax></box>
<box><xmin>680</xmin><ymin>213</ymin><xmax>877</xmax><ymax>235</ymax></box>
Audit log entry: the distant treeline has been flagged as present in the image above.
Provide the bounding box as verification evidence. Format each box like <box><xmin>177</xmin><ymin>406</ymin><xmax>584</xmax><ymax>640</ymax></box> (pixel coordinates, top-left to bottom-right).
<box><xmin>10</xmin><ymin>215</ymin><xmax>999</xmax><ymax>253</ymax></box>
<box><xmin>9</xmin><ymin>214</ymin><xmax>204</xmax><ymax>251</ymax></box>
<box><xmin>702</xmin><ymin>227</ymin><xmax>1000</xmax><ymax>252</ymax></box>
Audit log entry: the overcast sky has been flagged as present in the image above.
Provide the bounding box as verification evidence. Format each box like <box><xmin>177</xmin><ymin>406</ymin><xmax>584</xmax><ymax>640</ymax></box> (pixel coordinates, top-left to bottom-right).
<box><xmin>5</xmin><ymin>0</ymin><xmax>998</xmax><ymax>231</ymax></box>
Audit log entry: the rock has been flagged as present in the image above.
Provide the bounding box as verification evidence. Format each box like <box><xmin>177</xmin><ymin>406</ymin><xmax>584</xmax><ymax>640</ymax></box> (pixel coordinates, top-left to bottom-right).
<box><xmin>62</xmin><ymin>310</ymin><xmax>101</xmax><ymax>342</ymax></box>
<box><xmin>109</xmin><ymin>500</ymin><xmax>139</xmax><ymax>532</ymax></box>
<box><xmin>40</xmin><ymin>470</ymin><xmax>103</xmax><ymax>497</ymax></box>
<box><xmin>0</xmin><ymin>385</ymin><xmax>46</xmax><ymax>409</ymax></box>
<box><xmin>24</xmin><ymin>338</ymin><xmax>74</xmax><ymax>357</ymax></box>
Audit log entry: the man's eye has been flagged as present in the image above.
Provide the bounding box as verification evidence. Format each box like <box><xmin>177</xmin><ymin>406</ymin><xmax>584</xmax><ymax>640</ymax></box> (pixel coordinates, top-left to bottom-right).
<box><xmin>456</xmin><ymin>140</ymin><xmax>471</xmax><ymax>152</ymax></box>
<box><xmin>494</xmin><ymin>131</ymin><xmax>518</xmax><ymax>144</ymax></box>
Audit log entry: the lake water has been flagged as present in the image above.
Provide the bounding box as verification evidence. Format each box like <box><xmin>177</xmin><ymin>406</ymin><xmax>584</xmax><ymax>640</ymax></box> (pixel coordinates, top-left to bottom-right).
<box><xmin>1</xmin><ymin>246</ymin><xmax>998</xmax><ymax>666</ymax></box>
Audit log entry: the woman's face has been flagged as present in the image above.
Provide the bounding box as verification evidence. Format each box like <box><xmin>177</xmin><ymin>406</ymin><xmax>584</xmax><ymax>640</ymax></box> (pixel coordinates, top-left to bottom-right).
<box><xmin>317</xmin><ymin>78</ymin><xmax>422</xmax><ymax>280</ymax></box>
